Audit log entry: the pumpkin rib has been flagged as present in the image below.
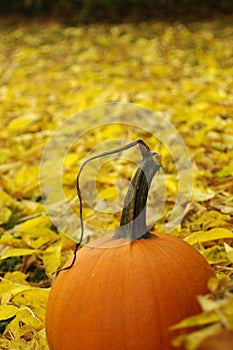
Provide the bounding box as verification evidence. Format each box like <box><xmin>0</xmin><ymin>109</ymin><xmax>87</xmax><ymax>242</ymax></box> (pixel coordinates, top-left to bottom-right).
<box><xmin>145</xmin><ymin>237</ymin><xmax>186</xmax><ymax>350</ymax></box>
<box><xmin>78</xmin><ymin>248</ymin><xmax>106</xmax><ymax>349</ymax></box>
<box><xmin>119</xmin><ymin>242</ymin><xmax>156</xmax><ymax>349</ymax></box>
<box><xmin>50</xmin><ymin>266</ymin><xmax>80</xmax><ymax>350</ymax></box>
<box><xmin>122</xmin><ymin>244</ymin><xmax>133</xmax><ymax>350</ymax></box>
<box><xmin>81</xmin><ymin>247</ymin><xmax>122</xmax><ymax>349</ymax></box>
<box><xmin>142</xmin><ymin>241</ymin><xmax>165</xmax><ymax>349</ymax></box>
<box><xmin>96</xmin><ymin>247</ymin><xmax>127</xmax><ymax>349</ymax></box>
<box><xmin>84</xmin><ymin>246</ymin><xmax>128</xmax><ymax>349</ymax></box>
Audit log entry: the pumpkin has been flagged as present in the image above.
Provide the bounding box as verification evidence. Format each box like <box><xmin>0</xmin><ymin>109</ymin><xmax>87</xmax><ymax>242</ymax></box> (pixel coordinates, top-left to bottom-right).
<box><xmin>46</xmin><ymin>141</ymin><xmax>215</xmax><ymax>350</ymax></box>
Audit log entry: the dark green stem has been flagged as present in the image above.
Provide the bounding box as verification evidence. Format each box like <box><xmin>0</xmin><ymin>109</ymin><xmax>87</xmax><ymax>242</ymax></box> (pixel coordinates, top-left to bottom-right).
<box><xmin>56</xmin><ymin>140</ymin><xmax>161</xmax><ymax>275</ymax></box>
<box><xmin>114</xmin><ymin>142</ymin><xmax>161</xmax><ymax>241</ymax></box>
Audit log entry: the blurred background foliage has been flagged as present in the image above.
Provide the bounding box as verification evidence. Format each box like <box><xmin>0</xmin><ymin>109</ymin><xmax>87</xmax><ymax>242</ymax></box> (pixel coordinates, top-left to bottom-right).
<box><xmin>0</xmin><ymin>0</ymin><xmax>233</xmax><ymax>20</ymax></box>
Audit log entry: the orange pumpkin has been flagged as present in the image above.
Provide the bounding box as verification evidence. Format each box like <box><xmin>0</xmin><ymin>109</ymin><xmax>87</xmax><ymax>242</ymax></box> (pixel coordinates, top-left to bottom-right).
<box><xmin>46</xmin><ymin>142</ymin><xmax>215</xmax><ymax>350</ymax></box>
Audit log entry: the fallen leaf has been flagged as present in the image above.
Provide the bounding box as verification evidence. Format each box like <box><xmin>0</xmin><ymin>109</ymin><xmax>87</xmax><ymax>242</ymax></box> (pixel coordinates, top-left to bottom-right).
<box><xmin>185</xmin><ymin>228</ymin><xmax>233</xmax><ymax>245</ymax></box>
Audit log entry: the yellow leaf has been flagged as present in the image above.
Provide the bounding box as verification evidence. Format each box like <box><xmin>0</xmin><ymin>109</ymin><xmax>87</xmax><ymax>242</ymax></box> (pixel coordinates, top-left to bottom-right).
<box><xmin>4</xmin><ymin>271</ymin><xmax>30</xmax><ymax>286</ymax></box>
<box><xmin>197</xmin><ymin>295</ymin><xmax>221</xmax><ymax>312</ymax></box>
<box><xmin>192</xmin><ymin>210</ymin><xmax>231</xmax><ymax>231</ymax></box>
<box><xmin>42</xmin><ymin>243</ymin><xmax>62</xmax><ymax>278</ymax></box>
<box><xmin>63</xmin><ymin>152</ymin><xmax>80</xmax><ymax>166</ymax></box>
<box><xmin>19</xmin><ymin>215</ymin><xmax>51</xmax><ymax>232</ymax></box>
<box><xmin>18</xmin><ymin>200</ymin><xmax>45</xmax><ymax>216</ymax></box>
<box><xmin>201</xmin><ymin>245</ymin><xmax>228</xmax><ymax>264</ymax></box>
<box><xmin>0</xmin><ymin>277</ymin><xmax>32</xmax><ymax>298</ymax></box>
<box><xmin>0</xmin><ymin>190</ymin><xmax>15</xmax><ymax>224</ymax></box>
<box><xmin>192</xmin><ymin>188</ymin><xmax>216</xmax><ymax>202</ymax></box>
<box><xmin>216</xmin><ymin>162</ymin><xmax>233</xmax><ymax>177</ymax></box>
<box><xmin>0</xmin><ymin>278</ymin><xmax>19</xmax><ymax>295</ymax></box>
<box><xmin>185</xmin><ymin>228</ymin><xmax>233</xmax><ymax>245</ymax></box>
<box><xmin>7</xmin><ymin>115</ymin><xmax>40</xmax><ymax>135</ymax></box>
<box><xmin>0</xmin><ymin>305</ymin><xmax>18</xmax><ymax>321</ymax></box>
<box><xmin>5</xmin><ymin>165</ymin><xmax>40</xmax><ymax>197</ymax></box>
<box><xmin>17</xmin><ymin>306</ymin><xmax>42</xmax><ymax>328</ymax></box>
<box><xmin>207</xmin><ymin>276</ymin><xmax>228</xmax><ymax>293</ymax></box>
<box><xmin>17</xmin><ymin>216</ymin><xmax>57</xmax><ymax>248</ymax></box>
<box><xmin>165</xmin><ymin>175</ymin><xmax>178</xmax><ymax>196</ymax></box>
<box><xmin>1</xmin><ymin>293</ymin><xmax>12</xmax><ymax>306</ymax></box>
<box><xmin>21</xmin><ymin>227</ymin><xmax>58</xmax><ymax>249</ymax></box>
<box><xmin>4</xmin><ymin>306</ymin><xmax>42</xmax><ymax>340</ymax></box>
<box><xmin>0</xmin><ymin>233</ymin><xmax>29</xmax><ymax>248</ymax></box>
<box><xmin>0</xmin><ymin>206</ymin><xmax>12</xmax><ymax>225</ymax></box>
<box><xmin>170</xmin><ymin>311</ymin><xmax>220</xmax><ymax>330</ymax></box>
<box><xmin>172</xmin><ymin>323</ymin><xmax>222</xmax><ymax>350</ymax></box>
<box><xmin>224</xmin><ymin>242</ymin><xmax>233</xmax><ymax>263</ymax></box>
<box><xmin>0</xmin><ymin>190</ymin><xmax>15</xmax><ymax>207</ymax></box>
<box><xmin>98</xmin><ymin>186</ymin><xmax>118</xmax><ymax>201</ymax></box>
<box><xmin>12</xmin><ymin>288</ymin><xmax>50</xmax><ymax>311</ymax></box>
<box><xmin>0</xmin><ymin>330</ymin><xmax>49</xmax><ymax>350</ymax></box>
<box><xmin>0</xmin><ymin>248</ymin><xmax>39</xmax><ymax>260</ymax></box>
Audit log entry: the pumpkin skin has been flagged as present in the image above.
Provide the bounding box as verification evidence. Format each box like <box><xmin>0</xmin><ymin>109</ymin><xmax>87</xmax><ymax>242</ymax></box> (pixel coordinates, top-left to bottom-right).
<box><xmin>46</xmin><ymin>233</ymin><xmax>215</xmax><ymax>350</ymax></box>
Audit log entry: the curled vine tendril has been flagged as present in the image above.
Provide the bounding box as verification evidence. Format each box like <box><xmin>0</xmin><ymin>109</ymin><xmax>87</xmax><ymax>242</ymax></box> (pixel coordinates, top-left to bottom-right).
<box><xmin>55</xmin><ymin>139</ymin><xmax>150</xmax><ymax>275</ymax></box>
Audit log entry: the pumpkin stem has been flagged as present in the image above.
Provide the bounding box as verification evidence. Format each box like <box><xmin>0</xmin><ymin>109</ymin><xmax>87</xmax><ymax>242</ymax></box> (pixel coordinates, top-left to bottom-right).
<box><xmin>55</xmin><ymin>140</ymin><xmax>161</xmax><ymax>275</ymax></box>
<box><xmin>114</xmin><ymin>143</ymin><xmax>161</xmax><ymax>241</ymax></box>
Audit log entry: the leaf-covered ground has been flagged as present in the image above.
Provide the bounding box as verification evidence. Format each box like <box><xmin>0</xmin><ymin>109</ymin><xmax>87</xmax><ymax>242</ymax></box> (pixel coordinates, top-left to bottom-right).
<box><xmin>0</xmin><ymin>15</ymin><xmax>233</xmax><ymax>349</ymax></box>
